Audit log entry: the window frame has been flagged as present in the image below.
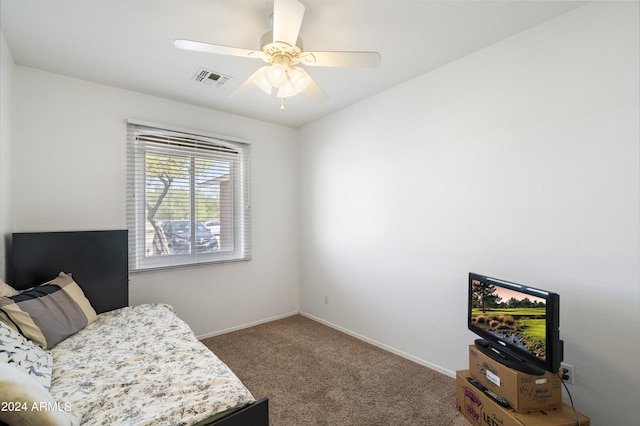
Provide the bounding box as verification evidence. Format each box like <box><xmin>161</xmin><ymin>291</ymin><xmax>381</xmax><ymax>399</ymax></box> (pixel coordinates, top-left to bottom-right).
<box><xmin>126</xmin><ymin>120</ymin><xmax>251</xmax><ymax>272</ymax></box>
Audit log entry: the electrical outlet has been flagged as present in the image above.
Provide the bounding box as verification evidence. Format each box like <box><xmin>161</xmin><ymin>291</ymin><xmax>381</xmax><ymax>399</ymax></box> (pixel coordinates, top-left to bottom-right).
<box><xmin>324</xmin><ymin>295</ymin><xmax>329</xmax><ymax>305</ymax></box>
<box><xmin>561</xmin><ymin>362</ymin><xmax>575</xmax><ymax>384</ymax></box>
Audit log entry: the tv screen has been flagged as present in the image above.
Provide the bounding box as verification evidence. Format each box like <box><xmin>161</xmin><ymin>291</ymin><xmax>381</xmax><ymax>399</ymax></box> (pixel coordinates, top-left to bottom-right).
<box><xmin>468</xmin><ymin>273</ymin><xmax>562</xmax><ymax>375</ymax></box>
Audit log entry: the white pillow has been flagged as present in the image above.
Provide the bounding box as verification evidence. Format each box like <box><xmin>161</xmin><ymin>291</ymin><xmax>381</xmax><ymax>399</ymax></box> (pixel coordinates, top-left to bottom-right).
<box><xmin>0</xmin><ymin>279</ymin><xmax>19</xmax><ymax>297</ymax></box>
<box><xmin>0</xmin><ymin>321</ymin><xmax>53</xmax><ymax>391</ymax></box>
<box><xmin>0</xmin><ymin>362</ymin><xmax>81</xmax><ymax>426</ymax></box>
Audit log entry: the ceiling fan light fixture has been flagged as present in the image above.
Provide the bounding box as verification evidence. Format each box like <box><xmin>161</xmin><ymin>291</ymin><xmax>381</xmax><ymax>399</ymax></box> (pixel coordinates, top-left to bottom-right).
<box><xmin>275</xmin><ymin>66</ymin><xmax>310</xmax><ymax>99</ymax></box>
<box><xmin>253</xmin><ymin>67</ymin><xmax>273</xmax><ymax>94</ymax></box>
<box><xmin>288</xmin><ymin>66</ymin><xmax>311</xmax><ymax>93</ymax></box>
<box><xmin>265</xmin><ymin>63</ymin><xmax>288</xmax><ymax>88</ymax></box>
<box><xmin>277</xmin><ymin>83</ymin><xmax>295</xmax><ymax>99</ymax></box>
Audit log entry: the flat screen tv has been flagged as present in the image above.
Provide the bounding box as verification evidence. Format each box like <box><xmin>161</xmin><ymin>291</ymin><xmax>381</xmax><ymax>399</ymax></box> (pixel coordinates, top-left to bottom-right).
<box><xmin>468</xmin><ymin>272</ymin><xmax>563</xmax><ymax>375</ymax></box>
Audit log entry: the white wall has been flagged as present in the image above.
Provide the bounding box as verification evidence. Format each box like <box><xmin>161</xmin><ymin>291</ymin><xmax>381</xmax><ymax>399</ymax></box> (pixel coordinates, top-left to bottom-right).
<box><xmin>11</xmin><ymin>67</ymin><xmax>299</xmax><ymax>336</ymax></box>
<box><xmin>298</xmin><ymin>2</ymin><xmax>639</xmax><ymax>425</ymax></box>
<box><xmin>0</xmin><ymin>33</ymin><xmax>15</xmax><ymax>280</ymax></box>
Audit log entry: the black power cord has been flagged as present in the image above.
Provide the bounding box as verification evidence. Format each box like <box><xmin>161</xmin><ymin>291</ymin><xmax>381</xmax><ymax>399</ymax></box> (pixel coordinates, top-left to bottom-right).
<box><xmin>558</xmin><ymin>370</ymin><xmax>582</xmax><ymax>426</ymax></box>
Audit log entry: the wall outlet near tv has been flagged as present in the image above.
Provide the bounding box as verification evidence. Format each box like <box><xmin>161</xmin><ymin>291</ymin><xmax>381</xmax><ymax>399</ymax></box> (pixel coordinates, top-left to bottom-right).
<box><xmin>561</xmin><ymin>362</ymin><xmax>575</xmax><ymax>384</ymax></box>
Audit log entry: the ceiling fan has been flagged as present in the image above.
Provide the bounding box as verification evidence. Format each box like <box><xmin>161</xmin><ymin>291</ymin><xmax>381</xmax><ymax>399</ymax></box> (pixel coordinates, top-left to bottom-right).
<box><xmin>174</xmin><ymin>0</ymin><xmax>381</xmax><ymax>109</ymax></box>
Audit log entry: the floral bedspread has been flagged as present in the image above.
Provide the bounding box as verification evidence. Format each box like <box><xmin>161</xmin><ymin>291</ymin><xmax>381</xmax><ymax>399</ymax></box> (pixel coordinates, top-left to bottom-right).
<box><xmin>49</xmin><ymin>304</ymin><xmax>255</xmax><ymax>426</ymax></box>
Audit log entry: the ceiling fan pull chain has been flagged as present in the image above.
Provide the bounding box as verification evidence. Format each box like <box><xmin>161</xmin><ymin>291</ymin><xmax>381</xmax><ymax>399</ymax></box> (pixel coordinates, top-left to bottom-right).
<box><xmin>281</xmin><ymin>97</ymin><xmax>286</xmax><ymax>111</ymax></box>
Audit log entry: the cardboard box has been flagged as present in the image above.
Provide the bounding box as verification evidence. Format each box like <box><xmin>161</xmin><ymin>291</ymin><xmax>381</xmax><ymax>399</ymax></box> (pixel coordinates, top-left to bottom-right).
<box><xmin>468</xmin><ymin>345</ymin><xmax>562</xmax><ymax>413</ymax></box>
<box><xmin>456</xmin><ymin>370</ymin><xmax>590</xmax><ymax>426</ymax></box>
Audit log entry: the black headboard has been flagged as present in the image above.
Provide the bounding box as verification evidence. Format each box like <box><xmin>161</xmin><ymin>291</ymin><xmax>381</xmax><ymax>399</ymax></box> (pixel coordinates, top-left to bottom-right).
<box><xmin>10</xmin><ymin>230</ymin><xmax>129</xmax><ymax>314</ymax></box>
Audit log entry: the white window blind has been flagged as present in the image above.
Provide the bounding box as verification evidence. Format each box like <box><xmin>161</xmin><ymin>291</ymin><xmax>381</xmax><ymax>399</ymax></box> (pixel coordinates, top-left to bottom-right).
<box><xmin>126</xmin><ymin>121</ymin><xmax>251</xmax><ymax>271</ymax></box>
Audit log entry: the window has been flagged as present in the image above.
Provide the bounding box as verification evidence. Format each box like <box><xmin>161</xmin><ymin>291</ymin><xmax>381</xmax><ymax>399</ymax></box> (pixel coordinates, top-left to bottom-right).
<box><xmin>126</xmin><ymin>120</ymin><xmax>251</xmax><ymax>271</ymax></box>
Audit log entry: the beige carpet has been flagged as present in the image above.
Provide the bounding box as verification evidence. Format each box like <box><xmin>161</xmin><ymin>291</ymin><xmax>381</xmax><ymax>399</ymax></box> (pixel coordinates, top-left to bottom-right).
<box><xmin>201</xmin><ymin>314</ymin><xmax>468</xmax><ymax>426</ymax></box>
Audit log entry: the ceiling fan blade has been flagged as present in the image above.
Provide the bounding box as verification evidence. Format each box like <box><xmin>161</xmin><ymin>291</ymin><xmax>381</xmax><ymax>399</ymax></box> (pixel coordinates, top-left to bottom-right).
<box><xmin>303</xmin><ymin>75</ymin><xmax>328</xmax><ymax>102</ymax></box>
<box><xmin>299</xmin><ymin>51</ymin><xmax>382</xmax><ymax>68</ymax></box>
<box><xmin>273</xmin><ymin>0</ymin><xmax>305</xmax><ymax>46</ymax></box>
<box><xmin>174</xmin><ymin>39</ymin><xmax>266</xmax><ymax>60</ymax></box>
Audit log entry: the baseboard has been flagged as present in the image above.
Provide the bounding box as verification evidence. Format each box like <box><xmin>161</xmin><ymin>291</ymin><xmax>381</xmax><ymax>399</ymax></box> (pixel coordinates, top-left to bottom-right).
<box><xmin>299</xmin><ymin>311</ymin><xmax>456</xmax><ymax>379</ymax></box>
<box><xmin>196</xmin><ymin>310</ymin><xmax>299</xmax><ymax>340</ymax></box>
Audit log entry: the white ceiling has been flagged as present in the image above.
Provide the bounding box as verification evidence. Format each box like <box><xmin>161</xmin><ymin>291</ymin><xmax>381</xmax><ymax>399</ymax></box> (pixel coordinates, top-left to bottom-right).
<box><xmin>1</xmin><ymin>0</ymin><xmax>586</xmax><ymax>128</ymax></box>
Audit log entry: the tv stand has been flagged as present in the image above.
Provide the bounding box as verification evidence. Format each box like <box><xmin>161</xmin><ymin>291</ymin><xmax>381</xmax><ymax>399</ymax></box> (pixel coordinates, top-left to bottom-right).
<box><xmin>474</xmin><ymin>339</ymin><xmax>546</xmax><ymax>376</ymax></box>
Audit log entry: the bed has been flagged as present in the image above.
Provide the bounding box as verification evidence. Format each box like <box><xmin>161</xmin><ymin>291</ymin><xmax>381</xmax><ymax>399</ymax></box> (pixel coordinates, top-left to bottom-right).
<box><xmin>1</xmin><ymin>230</ymin><xmax>269</xmax><ymax>426</ymax></box>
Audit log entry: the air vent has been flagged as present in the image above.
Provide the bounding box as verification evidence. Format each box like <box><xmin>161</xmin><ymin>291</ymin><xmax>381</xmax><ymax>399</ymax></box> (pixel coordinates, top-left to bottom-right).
<box><xmin>192</xmin><ymin>68</ymin><xmax>231</xmax><ymax>87</ymax></box>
